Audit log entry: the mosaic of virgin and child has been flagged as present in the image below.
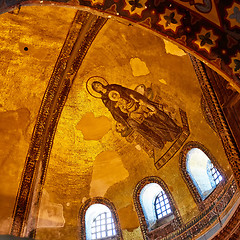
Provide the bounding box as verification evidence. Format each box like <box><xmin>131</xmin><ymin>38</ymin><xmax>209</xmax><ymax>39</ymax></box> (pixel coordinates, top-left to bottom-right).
<box><xmin>87</xmin><ymin>77</ymin><xmax>182</xmax><ymax>151</ymax></box>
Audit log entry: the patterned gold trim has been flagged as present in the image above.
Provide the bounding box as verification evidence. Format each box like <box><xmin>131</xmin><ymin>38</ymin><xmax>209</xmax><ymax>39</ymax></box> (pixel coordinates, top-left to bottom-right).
<box><xmin>155</xmin><ymin>109</ymin><xmax>190</xmax><ymax>169</ymax></box>
<box><xmin>11</xmin><ymin>11</ymin><xmax>107</xmax><ymax>236</ymax></box>
<box><xmin>189</xmin><ymin>55</ymin><xmax>240</xmax><ymax>187</ymax></box>
<box><xmin>212</xmin><ymin>195</ymin><xmax>240</xmax><ymax>239</ymax></box>
<box><xmin>163</xmin><ymin>177</ymin><xmax>238</xmax><ymax>240</ymax></box>
<box><xmin>201</xmin><ymin>95</ymin><xmax>217</xmax><ymax>132</ymax></box>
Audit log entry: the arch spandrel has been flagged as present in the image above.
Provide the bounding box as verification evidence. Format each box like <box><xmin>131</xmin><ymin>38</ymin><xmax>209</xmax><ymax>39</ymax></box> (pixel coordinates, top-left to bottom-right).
<box><xmin>0</xmin><ymin>0</ymin><xmax>240</xmax><ymax>91</ymax></box>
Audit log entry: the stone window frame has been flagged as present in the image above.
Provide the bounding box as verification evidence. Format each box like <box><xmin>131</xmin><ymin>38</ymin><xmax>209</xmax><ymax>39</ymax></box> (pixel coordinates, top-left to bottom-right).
<box><xmin>78</xmin><ymin>197</ymin><xmax>123</xmax><ymax>240</ymax></box>
<box><xmin>179</xmin><ymin>141</ymin><xmax>227</xmax><ymax>211</ymax></box>
<box><xmin>133</xmin><ymin>176</ymin><xmax>182</xmax><ymax>239</ymax></box>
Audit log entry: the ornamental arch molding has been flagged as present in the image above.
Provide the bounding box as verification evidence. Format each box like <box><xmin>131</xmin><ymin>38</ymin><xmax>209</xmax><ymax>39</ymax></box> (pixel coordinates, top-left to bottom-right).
<box><xmin>78</xmin><ymin>197</ymin><xmax>123</xmax><ymax>240</ymax></box>
<box><xmin>133</xmin><ymin>176</ymin><xmax>183</xmax><ymax>239</ymax></box>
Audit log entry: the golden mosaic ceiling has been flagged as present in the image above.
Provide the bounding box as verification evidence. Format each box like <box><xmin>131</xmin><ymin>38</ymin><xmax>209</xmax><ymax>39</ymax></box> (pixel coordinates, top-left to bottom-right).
<box><xmin>0</xmin><ymin>5</ymin><xmax>235</xmax><ymax>240</ymax></box>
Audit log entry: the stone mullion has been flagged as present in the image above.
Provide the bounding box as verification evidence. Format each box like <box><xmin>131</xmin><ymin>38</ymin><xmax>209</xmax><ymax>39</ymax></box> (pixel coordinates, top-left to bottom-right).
<box><xmin>11</xmin><ymin>11</ymin><xmax>107</xmax><ymax>236</ymax></box>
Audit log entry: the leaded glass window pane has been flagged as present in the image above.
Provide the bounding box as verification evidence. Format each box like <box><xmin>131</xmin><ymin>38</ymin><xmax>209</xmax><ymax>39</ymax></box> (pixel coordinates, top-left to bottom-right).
<box><xmin>210</xmin><ymin>163</ymin><xmax>223</xmax><ymax>186</ymax></box>
<box><xmin>154</xmin><ymin>191</ymin><xmax>172</xmax><ymax>220</ymax></box>
<box><xmin>91</xmin><ymin>212</ymin><xmax>116</xmax><ymax>240</ymax></box>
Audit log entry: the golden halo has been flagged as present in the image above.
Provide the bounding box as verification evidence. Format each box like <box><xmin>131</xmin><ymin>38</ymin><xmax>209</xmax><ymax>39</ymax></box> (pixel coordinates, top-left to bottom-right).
<box><xmin>86</xmin><ymin>76</ymin><xmax>109</xmax><ymax>98</ymax></box>
<box><xmin>109</xmin><ymin>90</ymin><xmax>120</xmax><ymax>101</ymax></box>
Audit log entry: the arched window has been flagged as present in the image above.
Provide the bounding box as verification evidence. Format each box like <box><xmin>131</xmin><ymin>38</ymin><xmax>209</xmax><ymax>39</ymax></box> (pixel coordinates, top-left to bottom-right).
<box><xmin>154</xmin><ymin>190</ymin><xmax>172</xmax><ymax>220</ymax></box>
<box><xmin>139</xmin><ymin>182</ymin><xmax>173</xmax><ymax>229</ymax></box>
<box><xmin>180</xmin><ymin>142</ymin><xmax>226</xmax><ymax>209</ymax></box>
<box><xmin>85</xmin><ymin>204</ymin><xmax>116</xmax><ymax>240</ymax></box>
<box><xmin>134</xmin><ymin>177</ymin><xmax>182</xmax><ymax>239</ymax></box>
<box><xmin>78</xmin><ymin>198</ymin><xmax>122</xmax><ymax>240</ymax></box>
<box><xmin>186</xmin><ymin>147</ymin><xmax>223</xmax><ymax>200</ymax></box>
<box><xmin>208</xmin><ymin>162</ymin><xmax>223</xmax><ymax>186</ymax></box>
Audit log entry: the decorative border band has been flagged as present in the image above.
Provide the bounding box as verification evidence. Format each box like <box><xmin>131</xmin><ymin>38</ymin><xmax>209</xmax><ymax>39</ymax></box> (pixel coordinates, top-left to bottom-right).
<box><xmin>11</xmin><ymin>11</ymin><xmax>107</xmax><ymax>236</ymax></box>
<box><xmin>155</xmin><ymin>109</ymin><xmax>190</xmax><ymax>169</ymax></box>
<box><xmin>163</xmin><ymin>177</ymin><xmax>238</xmax><ymax>240</ymax></box>
<box><xmin>189</xmin><ymin>55</ymin><xmax>240</xmax><ymax>187</ymax></box>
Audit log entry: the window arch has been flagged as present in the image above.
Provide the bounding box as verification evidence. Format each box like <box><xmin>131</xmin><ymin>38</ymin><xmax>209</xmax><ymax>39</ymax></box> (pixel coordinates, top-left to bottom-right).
<box><xmin>139</xmin><ymin>182</ymin><xmax>173</xmax><ymax>229</ymax></box>
<box><xmin>85</xmin><ymin>204</ymin><xmax>116</xmax><ymax>240</ymax></box>
<box><xmin>78</xmin><ymin>197</ymin><xmax>122</xmax><ymax>240</ymax></box>
<box><xmin>180</xmin><ymin>141</ymin><xmax>226</xmax><ymax>210</ymax></box>
<box><xmin>133</xmin><ymin>177</ymin><xmax>182</xmax><ymax>239</ymax></box>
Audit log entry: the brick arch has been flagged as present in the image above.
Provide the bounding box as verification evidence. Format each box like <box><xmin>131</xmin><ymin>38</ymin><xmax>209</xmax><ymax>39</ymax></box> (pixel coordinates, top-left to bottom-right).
<box><xmin>133</xmin><ymin>176</ymin><xmax>182</xmax><ymax>240</ymax></box>
<box><xmin>78</xmin><ymin>197</ymin><xmax>123</xmax><ymax>240</ymax></box>
<box><xmin>179</xmin><ymin>141</ymin><xmax>227</xmax><ymax>211</ymax></box>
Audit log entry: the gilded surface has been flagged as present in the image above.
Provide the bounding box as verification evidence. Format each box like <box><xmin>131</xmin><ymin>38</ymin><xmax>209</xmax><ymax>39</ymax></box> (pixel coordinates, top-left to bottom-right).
<box><xmin>0</xmin><ymin>0</ymin><xmax>239</xmax><ymax>90</ymax></box>
<box><xmin>0</xmin><ymin>6</ymin><xmax>77</xmax><ymax>234</ymax></box>
<box><xmin>36</xmin><ymin>18</ymin><xmax>232</xmax><ymax>239</ymax></box>
<box><xmin>0</xmin><ymin>5</ymin><xmax>236</xmax><ymax>240</ymax></box>
<box><xmin>11</xmin><ymin>9</ymin><xmax>107</xmax><ymax>236</ymax></box>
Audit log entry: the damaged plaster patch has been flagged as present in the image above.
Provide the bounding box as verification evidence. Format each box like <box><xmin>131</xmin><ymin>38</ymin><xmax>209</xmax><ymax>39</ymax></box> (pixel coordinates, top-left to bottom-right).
<box><xmin>76</xmin><ymin>112</ymin><xmax>112</xmax><ymax>140</ymax></box>
<box><xmin>0</xmin><ymin>108</ymin><xmax>30</xmax><ymax>168</ymax></box>
<box><xmin>163</xmin><ymin>39</ymin><xmax>186</xmax><ymax>56</ymax></box>
<box><xmin>37</xmin><ymin>190</ymin><xmax>65</xmax><ymax>228</ymax></box>
<box><xmin>135</xmin><ymin>145</ymin><xmax>141</xmax><ymax>150</ymax></box>
<box><xmin>118</xmin><ymin>204</ymin><xmax>139</xmax><ymax>231</ymax></box>
<box><xmin>159</xmin><ymin>78</ymin><xmax>167</xmax><ymax>85</ymax></box>
<box><xmin>0</xmin><ymin>218</ymin><xmax>12</xmax><ymax>234</ymax></box>
<box><xmin>90</xmin><ymin>151</ymin><xmax>129</xmax><ymax>197</ymax></box>
<box><xmin>122</xmin><ymin>227</ymin><xmax>143</xmax><ymax>240</ymax></box>
<box><xmin>130</xmin><ymin>58</ymin><xmax>150</xmax><ymax>77</ymax></box>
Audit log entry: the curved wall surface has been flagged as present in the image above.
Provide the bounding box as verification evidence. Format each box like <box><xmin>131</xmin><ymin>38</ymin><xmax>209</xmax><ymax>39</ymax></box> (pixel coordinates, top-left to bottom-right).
<box><xmin>0</xmin><ymin>0</ymin><xmax>240</xmax><ymax>91</ymax></box>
